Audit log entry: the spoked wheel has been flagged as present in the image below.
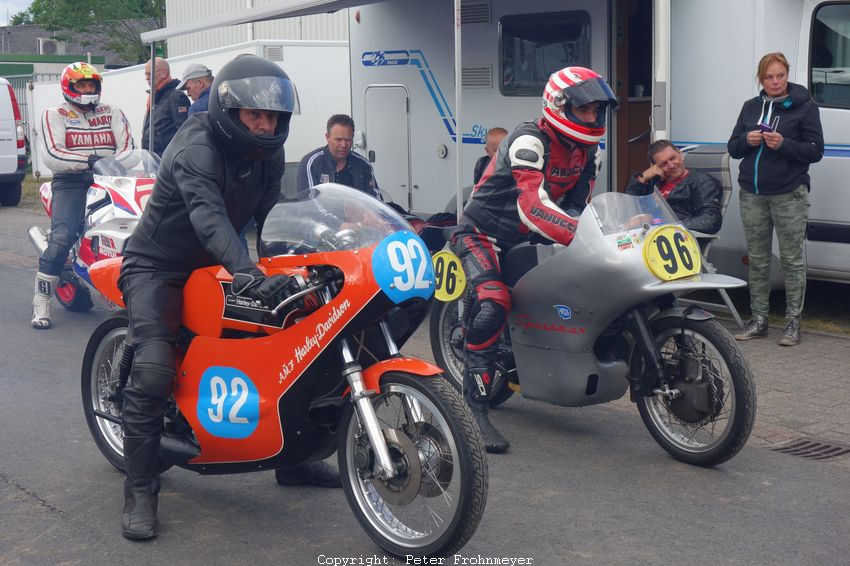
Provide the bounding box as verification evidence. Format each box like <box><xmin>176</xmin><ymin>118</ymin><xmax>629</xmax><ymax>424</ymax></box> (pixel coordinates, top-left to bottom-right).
<box><xmin>338</xmin><ymin>372</ymin><xmax>488</xmax><ymax>558</ymax></box>
<box><xmin>56</xmin><ymin>277</ymin><xmax>94</xmax><ymax>312</ymax></box>
<box><xmin>81</xmin><ymin>312</ymin><xmax>171</xmax><ymax>473</ymax></box>
<box><xmin>636</xmin><ymin>317</ymin><xmax>756</xmax><ymax>467</ymax></box>
<box><xmin>429</xmin><ymin>299</ymin><xmax>515</xmax><ymax>408</ymax></box>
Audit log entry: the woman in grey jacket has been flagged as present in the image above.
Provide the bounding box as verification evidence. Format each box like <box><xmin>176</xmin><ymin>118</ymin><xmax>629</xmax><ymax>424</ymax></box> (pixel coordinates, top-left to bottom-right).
<box><xmin>727</xmin><ymin>52</ymin><xmax>824</xmax><ymax>346</ymax></box>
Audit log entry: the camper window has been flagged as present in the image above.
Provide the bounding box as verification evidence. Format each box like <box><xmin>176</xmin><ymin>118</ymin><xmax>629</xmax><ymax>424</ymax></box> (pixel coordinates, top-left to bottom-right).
<box><xmin>499</xmin><ymin>11</ymin><xmax>591</xmax><ymax>97</ymax></box>
<box><xmin>810</xmin><ymin>3</ymin><xmax>850</xmax><ymax>108</ymax></box>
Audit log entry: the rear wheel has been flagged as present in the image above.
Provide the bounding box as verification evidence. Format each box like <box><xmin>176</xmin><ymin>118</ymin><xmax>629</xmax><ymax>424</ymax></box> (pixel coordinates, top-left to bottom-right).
<box><xmin>0</xmin><ymin>181</ymin><xmax>21</xmax><ymax>206</ymax></box>
<box><xmin>429</xmin><ymin>299</ymin><xmax>514</xmax><ymax>407</ymax></box>
<box><xmin>636</xmin><ymin>317</ymin><xmax>756</xmax><ymax>467</ymax></box>
<box><xmin>338</xmin><ymin>372</ymin><xmax>487</xmax><ymax>558</ymax></box>
<box><xmin>56</xmin><ymin>278</ymin><xmax>94</xmax><ymax>312</ymax></box>
<box><xmin>81</xmin><ymin>313</ymin><xmax>171</xmax><ymax>473</ymax></box>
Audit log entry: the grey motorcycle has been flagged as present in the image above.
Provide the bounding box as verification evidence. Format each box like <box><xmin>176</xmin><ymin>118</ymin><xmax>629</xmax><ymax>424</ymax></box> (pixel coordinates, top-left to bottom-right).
<box><xmin>431</xmin><ymin>190</ymin><xmax>756</xmax><ymax>466</ymax></box>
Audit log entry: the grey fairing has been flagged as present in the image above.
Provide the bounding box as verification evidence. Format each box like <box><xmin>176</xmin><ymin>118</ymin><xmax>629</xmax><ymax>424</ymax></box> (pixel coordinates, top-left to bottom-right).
<box><xmin>507</xmin><ymin>204</ymin><xmax>744</xmax><ymax>408</ymax></box>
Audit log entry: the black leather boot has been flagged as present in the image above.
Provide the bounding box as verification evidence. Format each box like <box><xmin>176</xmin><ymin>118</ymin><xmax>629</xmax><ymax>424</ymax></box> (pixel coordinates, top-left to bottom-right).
<box><xmin>464</xmin><ymin>367</ymin><xmax>509</xmax><ymax>454</ymax></box>
<box><xmin>778</xmin><ymin>317</ymin><xmax>801</xmax><ymax>346</ymax></box>
<box><xmin>122</xmin><ymin>436</ymin><xmax>161</xmax><ymax>540</ymax></box>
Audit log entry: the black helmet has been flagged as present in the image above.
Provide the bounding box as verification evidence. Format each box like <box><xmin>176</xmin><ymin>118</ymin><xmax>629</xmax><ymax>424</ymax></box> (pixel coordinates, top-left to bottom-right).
<box><xmin>208</xmin><ymin>54</ymin><xmax>300</xmax><ymax>161</ymax></box>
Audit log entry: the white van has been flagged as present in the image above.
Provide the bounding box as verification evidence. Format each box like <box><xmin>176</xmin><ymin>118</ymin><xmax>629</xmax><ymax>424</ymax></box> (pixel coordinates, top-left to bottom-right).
<box><xmin>0</xmin><ymin>77</ymin><xmax>27</xmax><ymax>207</ymax></box>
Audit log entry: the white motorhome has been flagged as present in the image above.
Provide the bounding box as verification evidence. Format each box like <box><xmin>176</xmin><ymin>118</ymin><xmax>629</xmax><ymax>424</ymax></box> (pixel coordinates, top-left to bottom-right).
<box><xmin>27</xmin><ymin>39</ymin><xmax>351</xmax><ymax>194</ymax></box>
<box><xmin>143</xmin><ymin>0</ymin><xmax>850</xmax><ymax>283</ymax></box>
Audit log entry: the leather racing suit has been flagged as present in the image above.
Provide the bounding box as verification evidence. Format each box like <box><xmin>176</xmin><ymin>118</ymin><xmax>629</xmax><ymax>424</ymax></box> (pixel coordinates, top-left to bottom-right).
<box><xmin>452</xmin><ymin>118</ymin><xmax>597</xmax><ymax>379</ymax></box>
<box><xmin>39</xmin><ymin>101</ymin><xmax>134</xmax><ymax>275</ymax></box>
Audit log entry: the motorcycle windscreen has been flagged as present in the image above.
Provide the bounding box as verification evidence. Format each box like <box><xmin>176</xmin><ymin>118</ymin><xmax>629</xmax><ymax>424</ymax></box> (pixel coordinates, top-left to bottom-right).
<box><xmin>260</xmin><ymin>183</ymin><xmax>412</xmax><ymax>256</ymax></box>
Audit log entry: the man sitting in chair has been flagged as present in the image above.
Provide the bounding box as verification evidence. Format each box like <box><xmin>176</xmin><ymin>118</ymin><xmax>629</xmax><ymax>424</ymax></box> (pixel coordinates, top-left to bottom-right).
<box><xmin>625</xmin><ymin>139</ymin><xmax>722</xmax><ymax>234</ymax></box>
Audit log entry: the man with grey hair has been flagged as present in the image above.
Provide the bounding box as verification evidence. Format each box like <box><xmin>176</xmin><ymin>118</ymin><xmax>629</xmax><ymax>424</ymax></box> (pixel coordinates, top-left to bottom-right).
<box><xmin>177</xmin><ymin>63</ymin><xmax>214</xmax><ymax>116</ymax></box>
<box><xmin>143</xmin><ymin>57</ymin><xmax>190</xmax><ymax>156</ymax></box>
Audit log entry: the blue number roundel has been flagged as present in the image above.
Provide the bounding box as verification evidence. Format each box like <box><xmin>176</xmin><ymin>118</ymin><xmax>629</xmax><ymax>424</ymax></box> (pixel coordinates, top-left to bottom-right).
<box><xmin>371</xmin><ymin>231</ymin><xmax>435</xmax><ymax>304</ymax></box>
<box><xmin>196</xmin><ymin>366</ymin><xmax>260</xmax><ymax>439</ymax></box>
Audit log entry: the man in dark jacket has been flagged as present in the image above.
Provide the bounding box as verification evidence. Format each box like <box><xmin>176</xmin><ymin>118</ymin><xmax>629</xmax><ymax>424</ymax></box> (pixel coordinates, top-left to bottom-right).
<box><xmin>625</xmin><ymin>139</ymin><xmax>722</xmax><ymax>234</ymax></box>
<box><xmin>297</xmin><ymin>114</ymin><xmax>380</xmax><ymax>198</ymax></box>
<box><xmin>118</xmin><ymin>55</ymin><xmax>339</xmax><ymax>543</ymax></box>
<box><xmin>177</xmin><ymin>63</ymin><xmax>213</xmax><ymax>116</ymax></box>
<box><xmin>142</xmin><ymin>57</ymin><xmax>190</xmax><ymax>156</ymax></box>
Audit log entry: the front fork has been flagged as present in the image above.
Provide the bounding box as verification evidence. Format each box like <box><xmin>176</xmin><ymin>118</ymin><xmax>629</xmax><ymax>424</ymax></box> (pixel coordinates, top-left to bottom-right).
<box><xmin>626</xmin><ymin>305</ymin><xmax>667</xmax><ymax>397</ymax></box>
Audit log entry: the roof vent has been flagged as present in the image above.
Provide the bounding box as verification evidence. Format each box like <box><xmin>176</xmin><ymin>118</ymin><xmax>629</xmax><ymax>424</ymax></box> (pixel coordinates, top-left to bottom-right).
<box><xmin>461</xmin><ymin>0</ymin><xmax>491</xmax><ymax>24</ymax></box>
<box><xmin>462</xmin><ymin>65</ymin><xmax>492</xmax><ymax>88</ymax></box>
<box><xmin>263</xmin><ymin>45</ymin><xmax>284</xmax><ymax>62</ymax></box>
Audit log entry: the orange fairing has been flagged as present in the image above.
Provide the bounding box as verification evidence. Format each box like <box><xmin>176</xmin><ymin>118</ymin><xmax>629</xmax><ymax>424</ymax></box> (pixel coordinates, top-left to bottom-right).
<box><xmin>88</xmin><ymin>257</ymin><xmax>124</xmax><ymax>307</ymax></box>
<box><xmin>178</xmin><ymin>248</ymin><xmax>381</xmax><ymax>464</ymax></box>
<box><xmin>361</xmin><ymin>358</ymin><xmax>444</xmax><ymax>393</ymax></box>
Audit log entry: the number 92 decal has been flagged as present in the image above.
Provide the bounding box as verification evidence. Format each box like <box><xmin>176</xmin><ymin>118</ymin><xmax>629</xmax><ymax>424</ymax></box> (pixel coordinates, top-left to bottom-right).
<box><xmin>197</xmin><ymin>366</ymin><xmax>260</xmax><ymax>439</ymax></box>
<box><xmin>372</xmin><ymin>232</ymin><xmax>435</xmax><ymax>303</ymax></box>
<box><xmin>643</xmin><ymin>226</ymin><xmax>702</xmax><ymax>281</ymax></box>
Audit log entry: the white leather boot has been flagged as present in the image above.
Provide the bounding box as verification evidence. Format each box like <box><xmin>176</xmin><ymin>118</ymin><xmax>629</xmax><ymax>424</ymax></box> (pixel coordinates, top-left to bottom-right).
<box><xmin>32</xmin><ymin>272</ymin><xmax>59</xmax><ymax>329</ymax></box>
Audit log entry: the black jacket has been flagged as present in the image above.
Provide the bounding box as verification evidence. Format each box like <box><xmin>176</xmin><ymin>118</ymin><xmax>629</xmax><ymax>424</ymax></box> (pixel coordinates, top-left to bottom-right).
<box><xmin>296</xmin><ymin>145</ymin><xmax>380</xmax><ymax>199</ymax></box>
<box><xmin>473</xmin><ymin>154</ymin><xmax>489</xmax><ymax>185</ymax></box>
<box><xmin>142</xmin><ymin>79</ymin><xmax>191</xmax><ymax>157</ymax></box>
<box><xmin>727</xmin><ymin>82</ymin><xmax>823</xmax><ymax>196</ymax></box>
<box><xmin>122</xmin><ymin>113</ymin><xmax>283</xmax><ymax>278</ymax></box>
<box><xmin>625</xmin><ymin>171</ymin><xmax>723</xmax><ymax>234</ymax></box>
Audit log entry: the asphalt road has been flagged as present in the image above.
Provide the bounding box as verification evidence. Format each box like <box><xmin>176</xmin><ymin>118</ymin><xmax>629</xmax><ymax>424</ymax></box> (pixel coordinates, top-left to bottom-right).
<box><xmin>1</xmin><ymin>207</ymin><xmax>848</xmax><ymax>566</ymax></box>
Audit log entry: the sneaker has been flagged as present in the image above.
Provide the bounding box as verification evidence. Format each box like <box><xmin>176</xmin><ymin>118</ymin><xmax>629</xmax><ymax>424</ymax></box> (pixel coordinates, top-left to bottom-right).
<box><xmin>778</xmin><ymin>318</ymin><xmax>801</xmax><ymax>347</ymax></box>
<box><xmin>275</xmin><ymin>461</ymin><xmax>341</xmax><ymax>488</ymax></box>
<box><xmin>734</xmin><ymin>315</ymin><xmax>768</xmax><ymax>341</ymax></box>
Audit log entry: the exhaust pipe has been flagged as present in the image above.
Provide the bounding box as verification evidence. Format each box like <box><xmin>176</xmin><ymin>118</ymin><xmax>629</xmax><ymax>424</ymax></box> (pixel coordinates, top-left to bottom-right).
<box><xmin>28</xmin><ymin>226</ymin><xmax>47</xmax><ymax>255</ymax></box>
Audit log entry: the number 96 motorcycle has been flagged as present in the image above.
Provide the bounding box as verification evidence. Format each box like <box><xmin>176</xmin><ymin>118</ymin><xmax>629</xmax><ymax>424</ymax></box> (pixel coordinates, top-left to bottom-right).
<box><xmin>81</xmin><ymin>184</ymin><xmax>488</xmax><ymax>557</ymax></box>
<box><xmin>431</xmin><ymin>190</ymin><xmax>756</xmax><ymax>466</ymax></box>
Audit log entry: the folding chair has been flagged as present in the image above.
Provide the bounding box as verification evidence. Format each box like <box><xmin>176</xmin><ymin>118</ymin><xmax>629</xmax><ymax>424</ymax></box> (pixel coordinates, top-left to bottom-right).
<box><xmin>678</xmin><ymin>151</ymin><xmax>746</xmax><ymax>329</ymax></box>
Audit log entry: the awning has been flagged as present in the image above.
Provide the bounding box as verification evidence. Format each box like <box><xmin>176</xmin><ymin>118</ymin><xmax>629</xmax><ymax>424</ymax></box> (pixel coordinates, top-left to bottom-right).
<box><xmin>140</xmin><ymin>0</ymin><xmax>386</xmax><ymax>43</ymax></box>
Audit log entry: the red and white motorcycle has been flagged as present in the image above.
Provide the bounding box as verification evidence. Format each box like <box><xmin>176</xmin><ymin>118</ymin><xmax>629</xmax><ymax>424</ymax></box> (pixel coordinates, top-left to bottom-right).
<box><xmin>28</xmin><ymin>150</ymin><xmax>159</xmax><ymax>311</ymax></box>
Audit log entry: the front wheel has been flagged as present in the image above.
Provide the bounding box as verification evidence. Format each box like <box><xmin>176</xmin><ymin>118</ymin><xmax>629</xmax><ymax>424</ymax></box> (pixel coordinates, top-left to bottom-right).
<box><xmin>429</xmin><ymin>299</ymin><xmax>514</xmax><ymax>408</ymax></box>
<box><xmin>338</xmin><ymin>372</ymin><xmax>488</xmax><ymax>558</ymax></box>
<box><xmin>56</xmin><ymin>277</ymin><xmax>94</xmax><ymax>312</ymax></box>
<box><xmin>636</xmin><ymin>317</ymin><xmax>756</xmax><ymax>466</ymax></box>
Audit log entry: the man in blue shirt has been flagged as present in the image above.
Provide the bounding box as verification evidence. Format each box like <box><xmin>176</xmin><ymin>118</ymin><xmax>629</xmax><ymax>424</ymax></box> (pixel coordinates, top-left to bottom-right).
<box><xmin>177</xmin><ymin>63</ymin><xmax>213</xmax><ymax>116</ymax></box>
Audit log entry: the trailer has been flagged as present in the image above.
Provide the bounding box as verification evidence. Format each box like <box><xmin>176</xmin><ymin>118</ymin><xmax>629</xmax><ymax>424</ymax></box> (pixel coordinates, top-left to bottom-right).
<box><xmin>26</xmin><ymin>39</ymin><xmax>350</xmax><ymax>195</ymax></box>
<box><xmin>142</xmin><ymin>0</ymin><xmax>850</xmax><ymax>283</ymax></box>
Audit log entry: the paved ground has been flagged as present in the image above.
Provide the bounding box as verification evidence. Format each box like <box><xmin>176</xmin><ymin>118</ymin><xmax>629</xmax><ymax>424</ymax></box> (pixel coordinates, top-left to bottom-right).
<box><xmin>3</xmin><ymin>204</ymin><xmax>849</xmax><ymax>460</ymax></box>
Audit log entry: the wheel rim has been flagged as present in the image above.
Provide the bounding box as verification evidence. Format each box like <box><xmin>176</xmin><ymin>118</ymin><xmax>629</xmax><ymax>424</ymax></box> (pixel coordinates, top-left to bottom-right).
<box><xmin>345</xmin><ymin>383</ymin><xmax>462</xmax><ymax>549</ymax></box>
<box><xmin>89</xmin><ymin>325</ymin><xmax>127</xmax><ymax>458</ymax></box>
<box><xmin>437</xmin><ymin>302</ymin><xmax>466</xmax><ymax>389</ymax></box>
<box><xmin>640</xmin><ymin>327</ymin><xmax>736</xmax><ymax>454</ymax></box>
<box><xmin>55</xmin><ymin>281</ymin><xmax>77</xmax><ymax>304</ymax></box>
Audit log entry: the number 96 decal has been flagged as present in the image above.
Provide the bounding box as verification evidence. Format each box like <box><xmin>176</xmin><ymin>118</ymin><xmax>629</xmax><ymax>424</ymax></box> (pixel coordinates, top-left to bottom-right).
<box><xmin>197</xmin><ymin>367</ymin><xmax>260</xmax><ymax>439</ymax></box>
<box><xmin>372</xmin><ymin>232</ymin><xmax>435</xmax><ymax>303</ymax></box>
<box><xmin>431</xmin><ymin>250</ymin><xmax>466</xmax><ymax>302</ymax></box>
<box><xmin>643</xmin><ymin>226</ymin><xmax>702</xmax><ymax>281</ymax></box>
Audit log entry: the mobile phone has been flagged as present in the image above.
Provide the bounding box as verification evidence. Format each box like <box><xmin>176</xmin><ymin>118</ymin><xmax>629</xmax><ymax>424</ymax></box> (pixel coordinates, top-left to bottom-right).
<box><xmin>759</xmin><ymin>123</ymin><xmax>774</xmax><ymax>133</ymax></box>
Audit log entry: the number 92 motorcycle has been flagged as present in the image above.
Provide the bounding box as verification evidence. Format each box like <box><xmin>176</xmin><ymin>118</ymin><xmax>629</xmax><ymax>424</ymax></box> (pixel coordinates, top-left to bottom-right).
<box><xmin>81</xmin><ymin>184</ymin><xmax>488</xmax><ymax>557</ymax></box>
<box><xmin>431</xmin><ymin>190</ymin><xmax>756</xmax><ymax>466</ymax></box>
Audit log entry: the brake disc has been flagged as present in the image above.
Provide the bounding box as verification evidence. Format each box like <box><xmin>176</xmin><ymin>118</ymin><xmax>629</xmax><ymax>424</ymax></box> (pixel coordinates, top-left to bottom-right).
<box><xmin>415</xmin><ymin>422</ymin><xmax>453</xmax><ymax>498</ymax></box>
<box><xmin>371</xmin><ymin>428</ymin><xmax>422</xmax><ymax>506</ymax></box>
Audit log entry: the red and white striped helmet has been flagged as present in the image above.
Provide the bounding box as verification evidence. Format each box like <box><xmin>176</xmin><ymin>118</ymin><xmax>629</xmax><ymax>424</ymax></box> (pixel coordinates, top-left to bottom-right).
<box><xmin>542</xmin><ymin>66</ymin><xmax>617</xmax><ymax>145</ymax></box>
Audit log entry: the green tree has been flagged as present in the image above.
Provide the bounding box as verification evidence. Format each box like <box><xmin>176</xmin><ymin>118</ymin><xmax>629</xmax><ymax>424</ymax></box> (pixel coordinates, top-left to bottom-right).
<box><xmin>10</xmin><ymin>0</ymin><xmax>166</xmax><ymax>64</ymax></box>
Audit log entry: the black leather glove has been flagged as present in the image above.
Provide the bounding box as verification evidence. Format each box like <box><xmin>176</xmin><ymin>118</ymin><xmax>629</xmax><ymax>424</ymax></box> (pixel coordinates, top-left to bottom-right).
<box><xmin>231</xmin><ymin>271</ymin><xmax>298</xmax><ymax>308</ymax></box>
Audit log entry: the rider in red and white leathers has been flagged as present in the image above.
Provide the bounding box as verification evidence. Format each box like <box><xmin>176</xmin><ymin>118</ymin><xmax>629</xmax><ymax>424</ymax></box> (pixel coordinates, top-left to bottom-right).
<box><xmin>452</xmin><ymin>67</ymin><xmax>617</xmax><ymax>453</ymax></box>
<box><xmin>32</xmin><ymin>62</ymin><xmax>134</xmax><ymax>329</ymax></box>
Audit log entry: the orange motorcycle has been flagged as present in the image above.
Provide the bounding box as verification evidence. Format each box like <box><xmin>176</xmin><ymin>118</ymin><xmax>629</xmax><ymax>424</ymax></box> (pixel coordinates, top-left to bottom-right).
<box><xmin>81</xmin><ymin>184</ymin><xmax>488</xmax><ymax>557</ymax></box>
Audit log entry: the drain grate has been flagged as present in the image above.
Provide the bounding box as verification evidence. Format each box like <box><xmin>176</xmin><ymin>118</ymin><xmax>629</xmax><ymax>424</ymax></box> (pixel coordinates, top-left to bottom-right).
<box><xmin>769</xmin><ymin>438</ymin><xmax>850</xmax><ymax>461</ymax></box>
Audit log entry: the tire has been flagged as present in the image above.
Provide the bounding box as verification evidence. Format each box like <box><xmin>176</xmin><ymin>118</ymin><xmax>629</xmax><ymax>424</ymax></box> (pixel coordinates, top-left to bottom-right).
<box><xmin>81</xmin><ymin>312</ymin><xmax>171</xmax><ymax>474</ymax></box>
<box><xmin>0</xmin><ymin>181</ymin><xmax>21</xmax><ymax>207</ymax></box>
<box><xmin>338</xmin><ymin>372</ymin><xmax>488</xmax><ymax>558</ymax></box>
<box><xmin>56</xmin><ymin>278</ymin><xmax>94</xmax><ymax>312</ymax></box>
<box><xmin>636</xmin><ymin>317</ymin><xmax>756</xmax><ymax>467</ymax></box>
<box><xmin>429</xmin><ymin>299</ymin><xmax>514</xmax><ymax>408</ymax></box>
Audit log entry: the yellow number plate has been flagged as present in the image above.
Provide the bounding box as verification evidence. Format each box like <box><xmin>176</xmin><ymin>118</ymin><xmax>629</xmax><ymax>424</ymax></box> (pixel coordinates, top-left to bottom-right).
<box><xmin>642</xmin><ymin>226</ymin><xmax>702</xmax><ymax>281</ymax></box>
<box><xmin>432</xmin><ymin>250</ymin><xmax>466</xmax><ymax>302</ymax></box>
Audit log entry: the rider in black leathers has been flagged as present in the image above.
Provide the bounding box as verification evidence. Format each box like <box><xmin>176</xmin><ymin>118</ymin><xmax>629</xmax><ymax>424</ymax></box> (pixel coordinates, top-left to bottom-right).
<box><xmin>117</xmin><ymin>55</ymin><xmax>339</xmax><ymax>542</ymax></box>
<box><xmin>452</xmin><ymin>67</ymin><xmax>617</xmax><ymax>453</ymax></box>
